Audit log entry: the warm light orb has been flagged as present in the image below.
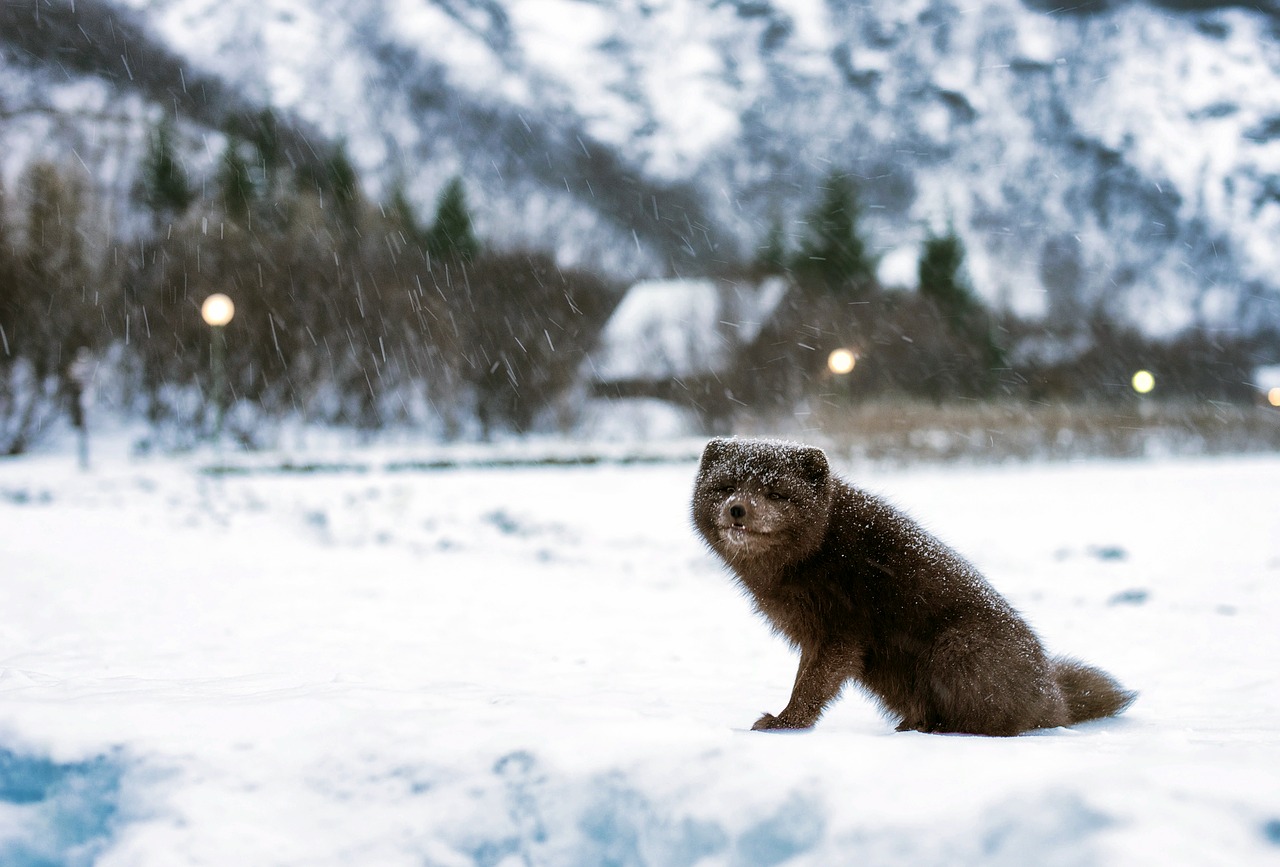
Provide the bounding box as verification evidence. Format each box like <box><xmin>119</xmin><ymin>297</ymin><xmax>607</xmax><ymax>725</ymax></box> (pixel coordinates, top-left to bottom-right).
<box><xmin>1131</xmin><ymin>369</ymin><xmax>1155</xmax><ymax>394</ymax></box>
<box><xmin>201</xmin><ymin>293</ymin><xmax>235</xmax><ymax>327</ymax></box>
<box><xmin>828</xmin><ymin>348</ymin><xmax>856</xmax><ymax>375</ymax></box>
<box><xmin>1269</xmin><ymin>387</ymin><xmax>1280</xmax><ymax>408</ymax></box>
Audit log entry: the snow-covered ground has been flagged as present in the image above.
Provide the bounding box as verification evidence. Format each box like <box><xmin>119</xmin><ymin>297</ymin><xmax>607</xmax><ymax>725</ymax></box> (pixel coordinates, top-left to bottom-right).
<box><xmin>1</xmin><ymin>442</ymin><xmax>1279</xmax><ymax>865</ymax></box>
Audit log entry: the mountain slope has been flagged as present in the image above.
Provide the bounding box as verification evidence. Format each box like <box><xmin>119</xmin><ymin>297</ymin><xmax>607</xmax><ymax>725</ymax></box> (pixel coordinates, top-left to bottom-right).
<box><xmin>3</xmin><ymin>0</ymin><xmax>1279</xmax><ymax>331</ymax></box>
<box><xmin>0</xmin><ymin>0</ymin><xmax>729</xmax><ymax>272</ymax></box>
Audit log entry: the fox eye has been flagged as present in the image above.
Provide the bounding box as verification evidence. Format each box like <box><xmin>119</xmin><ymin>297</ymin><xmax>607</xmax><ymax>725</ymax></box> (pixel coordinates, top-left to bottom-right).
<box><xmin>767</xmin><ymin>491</ymin><xmax>789</xmax><ymax>501</ymax></box>
<box><xmin>717</xmin><ymin>484</ymin><xmax>736</xmax><ymax>495</ymax></box>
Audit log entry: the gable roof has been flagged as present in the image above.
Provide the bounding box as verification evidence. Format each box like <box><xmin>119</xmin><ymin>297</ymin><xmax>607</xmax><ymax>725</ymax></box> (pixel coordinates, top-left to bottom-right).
<box><xmin>1255</xmin><ymin>364</ymin><xmax>1280</xmax><ymax>391</ymax></box>
<box><xmin>588</xmin><ymin>277</ymin><xmax>788</xmax><ymax>383</ymax></box>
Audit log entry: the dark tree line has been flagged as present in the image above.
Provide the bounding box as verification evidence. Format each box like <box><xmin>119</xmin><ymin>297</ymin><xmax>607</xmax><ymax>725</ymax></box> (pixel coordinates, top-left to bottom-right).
<box><xmin>725</xmin><ymin>170</ymin><xmax>1260</xmax><ymax>417</ymax></box>
<box><xmin>731</xmin><ymin>171</ymin><xmax>1014</xmax><ymax>409</ymax></box>
<box><xmin>0</xmin><ymin>114</ymin><xmax>620</xmax><ymax>452</ymax></box>
<box><xmin>0</xmin><ymin>146</ymin><xmax>1265</xmax><ymax>454</ymax></box>
<box><xmin>126</xmin><ymin>116</ymin><xmax>621</xmax><ymax>445</ymax></box>
<box><xmin>0</xmin><ymin>164</ymin><xmax>124</xmax><ymax>454</ymax></box>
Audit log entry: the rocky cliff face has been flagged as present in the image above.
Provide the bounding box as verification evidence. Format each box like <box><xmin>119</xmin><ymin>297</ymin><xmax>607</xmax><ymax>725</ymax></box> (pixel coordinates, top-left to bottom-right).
<box><xmin>3</xmin><ymin>0</ymin><xmax>1278</xmax><ymax>333</ymax></box>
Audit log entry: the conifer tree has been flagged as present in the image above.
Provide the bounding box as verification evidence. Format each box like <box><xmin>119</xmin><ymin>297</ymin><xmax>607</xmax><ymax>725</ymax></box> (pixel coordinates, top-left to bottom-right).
<box><xmin>324</xmin><ymin>142</ymin><xmax>360</xmax><ymax>227</ymax></box>
<box><xmin>296</xmin><ymin>142</ymin><xmax>361</xmax><ymax>229</ymax></box>
<box><xmin>385</xmin><ymin>182</ymin><xmax>427</xmax><ymax>249</ymax></box>
<box><xmin>423</xmin><ymin>176</ymin><xmax>479</xmax><ymax>263</ymax></box>
<box><xmin>917</xmin><ymin>225</ymin><xmax>1006</xmax><ymax>376</ymax></box>
<box><xmin>141</xmin><ymin>115</ymin><xmax>194</xmax><ymax>218</ymax></box>
<box><xmin>231</xmin><ymin>109</ymin><xmax>284</xmax><ymax>202</ymax></box>
<box><xmin>918</xmin><ymin>225</ymin><xmax>977</xmax><ymax>319</ymax></box>
<box><xmin>218</xmin><ymin>140</ymin><xmax>255</xmax><ymax>223</ymax></box>
<box><xmin>793</xmin><ymin>172</ymin><xmax>876</xmax><ymax>296</ymax></box>
<box><xmin>247</xmin><ymin>109</ymin><xmax>284</xmax><ymax>171</ymax></box>
<box><xmin>756</xmin><ymin>211</ymin><xmax>789</xmax><ymax>275</ymax></box>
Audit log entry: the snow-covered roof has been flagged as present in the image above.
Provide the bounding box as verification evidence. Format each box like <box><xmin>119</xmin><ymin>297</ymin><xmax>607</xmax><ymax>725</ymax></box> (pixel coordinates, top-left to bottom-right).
<box><xmin>588</xmin><ymin>277</ymin><xmax>788</xmax><ymax>382</ymax></box>
<box><xmin>1254</xmin><ymin>364</ymin><xmax>1280</xmax><ymax>391</ymax></box>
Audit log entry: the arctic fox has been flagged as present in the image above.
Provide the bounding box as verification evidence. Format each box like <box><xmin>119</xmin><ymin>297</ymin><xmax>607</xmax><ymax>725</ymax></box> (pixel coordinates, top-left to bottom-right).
<box><xmin>692</xmin><ymin>437</ymin><xmax>1136</xmax><ymax>736</ymax></box>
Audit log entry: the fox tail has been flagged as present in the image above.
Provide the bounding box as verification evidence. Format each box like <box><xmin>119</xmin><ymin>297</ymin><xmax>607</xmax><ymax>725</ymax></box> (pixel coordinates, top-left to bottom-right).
<box><xmin>1052</xmin><ymin>657</ymin><xmax>1137</xmax><ymax>725</ymax></box>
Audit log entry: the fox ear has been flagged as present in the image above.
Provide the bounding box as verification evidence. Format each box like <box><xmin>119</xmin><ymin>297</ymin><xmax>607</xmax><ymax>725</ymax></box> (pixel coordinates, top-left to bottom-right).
<box><xmin>795</xmin><ymin>446</ymin><xmax>829</xmax><ymax>486</ymax></box>
<box><xmin>699</xmin><ymin>437</ymin><xmax>731</xmax><ymax>470</ymax></box>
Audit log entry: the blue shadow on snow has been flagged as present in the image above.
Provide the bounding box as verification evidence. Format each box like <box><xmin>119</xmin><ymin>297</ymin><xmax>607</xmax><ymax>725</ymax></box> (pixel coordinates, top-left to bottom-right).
<box><xmin>0</xmin><ymin>747</ymin><xmax>127</xmax><ymax>866</ymax></box>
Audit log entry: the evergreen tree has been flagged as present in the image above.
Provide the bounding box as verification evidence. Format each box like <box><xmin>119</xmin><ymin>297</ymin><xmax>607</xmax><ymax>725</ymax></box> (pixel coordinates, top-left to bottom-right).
<box><xmin>296</xmin><ymin>142</ymin><xmax>361</xmax><ymax>229</ymax></box>
<box><xmin>325</xmin><ymin>142</ymin><xmax>360</xmax><ymax>227</ymax></box>
<box><xmin>140</xmin><ymin>115</ymin><xmax>194</xmax><ymax>218</ymax></box>
<box><xmin>756</xmin><ymin>210</ymin><xmax>789</xmax><ymax>275</ymax></box>
<box><xmin>917</xmin><ymin>225</ymin><xmax>1006</xmax><ymax>377</ymax></box>
<box><xmin>384</xmin><ymin>181</ymin><xmax>427</xmax><ymax>249</ymax></box>
<box><xmin>218</xmin><ymin>140</ymin><xmax>256</xmax><ymax>223</ymax></box>
<box><xmin>229</xmin><ymin>109</ymin><xmax>285</xmax><ymax>203</ymax></box>
<box><xmin>423</xmin><ymin>176</ymin><xmax>479</xmax><ymax>263</ymax></box>
<box><xmin>793</xmin><ymin>172</ymin><xmax>876</xmax><ymax>296</ymax></box>
<box><xmin>247</xmin><ymin>109</ymin><xmax>284</xmax><ymax>171</ymax></box>
<box><xmin>918</xmin><ymin>225</ymin><xmax>977</xmax><ymax>319</ymax></box>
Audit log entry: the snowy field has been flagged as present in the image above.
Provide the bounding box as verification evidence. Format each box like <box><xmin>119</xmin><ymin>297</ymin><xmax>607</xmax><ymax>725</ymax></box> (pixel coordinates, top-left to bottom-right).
<box><xmin>2</xmin><ymin>441</ymin><xmax>1279</xmax><ymax>865</ymax></box>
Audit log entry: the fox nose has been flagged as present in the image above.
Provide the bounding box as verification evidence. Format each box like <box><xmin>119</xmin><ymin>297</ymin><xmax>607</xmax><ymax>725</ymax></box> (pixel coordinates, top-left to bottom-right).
<box><xmin>729</xmin><ymin>504</ymin><xmax>746</xmax><ymax>521</ymax></box>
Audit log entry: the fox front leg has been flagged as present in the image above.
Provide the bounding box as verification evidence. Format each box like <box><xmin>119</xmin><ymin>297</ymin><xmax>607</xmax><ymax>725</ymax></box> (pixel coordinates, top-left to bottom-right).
<box><xmin>752</xmin><ymin>645</ymin><xmax>852</xmax><ymax>731</ymax></box>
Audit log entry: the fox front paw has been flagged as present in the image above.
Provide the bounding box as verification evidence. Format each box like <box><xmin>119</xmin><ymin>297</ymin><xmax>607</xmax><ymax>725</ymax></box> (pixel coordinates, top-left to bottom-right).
<box><xmin>751</xmin><ymin>712</ymin><xmax>810</xmax><ymax>731</ymax></box>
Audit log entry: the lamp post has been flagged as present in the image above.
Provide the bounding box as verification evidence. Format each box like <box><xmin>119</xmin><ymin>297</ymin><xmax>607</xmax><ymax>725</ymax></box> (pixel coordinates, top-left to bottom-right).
<box><xmin>1131</xmin><ymin>368</ymin><xmax>1155</xmax><ymax>424</ymax></box>
<box><xmin>68</xmin><ymin>347</ymin><xmax>93</xmax><ymax>471</ymax></box>
<box><xmin>827</xmin><ymin>347</ymin><xmax>857</xmax><ymax>405</ymax></box>
<box><xmin>201</xmin><ymin>293</ymin><xmax>235</xmax><ymax>441</ymax></box>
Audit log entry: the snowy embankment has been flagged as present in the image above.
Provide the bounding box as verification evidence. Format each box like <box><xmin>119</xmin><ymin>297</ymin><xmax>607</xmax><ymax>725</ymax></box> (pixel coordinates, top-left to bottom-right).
<box><xmin>1</xmin><ymin>444</ymin><xmax>1279</xmax><ymax>865</ymax></box>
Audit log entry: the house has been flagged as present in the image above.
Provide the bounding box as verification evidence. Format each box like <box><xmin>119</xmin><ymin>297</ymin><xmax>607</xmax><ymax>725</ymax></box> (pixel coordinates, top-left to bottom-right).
<box><xmin>583</xmin><ymin>276</ymin><xmax>789</xmax><ymax>433</ymax></box>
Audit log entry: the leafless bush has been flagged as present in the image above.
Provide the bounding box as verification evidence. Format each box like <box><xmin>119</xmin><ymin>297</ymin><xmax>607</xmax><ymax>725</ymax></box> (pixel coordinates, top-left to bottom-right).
<box><xmin>736</xmin><ymin>399</ymin><xmax>1280</xmax><ymax>464</ymax></box>
<box><xmin>444</xmin><ymin>251</ymin><xmax>619</xmax><ymax>437</ymax></box>
<box><xmin>0</xmin><ymin>163</ymin><xmax>123</xmax><ymax>453</ymax></box>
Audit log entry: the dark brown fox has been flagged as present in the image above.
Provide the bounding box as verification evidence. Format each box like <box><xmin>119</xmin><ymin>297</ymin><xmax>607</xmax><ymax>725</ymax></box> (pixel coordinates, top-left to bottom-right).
<box><xmin>691</xmin><ymin>437</ymin><xmax>1136</xmax><ymax>736</ymax></box>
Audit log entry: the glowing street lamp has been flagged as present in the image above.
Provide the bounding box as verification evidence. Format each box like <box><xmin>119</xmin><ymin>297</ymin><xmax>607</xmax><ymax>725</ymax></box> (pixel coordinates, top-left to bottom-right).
<box><xmin>201</xmin><ymin>293</ymin><xmax>235</xmax><ymax>440</ymax></box>
<box><xmin>828</xmin><ymin>348</ymin><xmax>856</xmax><ymax>376</ymax></box>
<box><xmin>1131</xmin><ymin>369</ymin><xmax>1155</xmax><ymax>395</ymax></box>
<box><xmin>201</xmin><ymin>293</ymin><xmax>234</xmax><ymax>328</ymax></box>
<box><xmin>1269</xmin><ymin>387</ymin><xmax>1280</xmax><ymax>408</ymax></box>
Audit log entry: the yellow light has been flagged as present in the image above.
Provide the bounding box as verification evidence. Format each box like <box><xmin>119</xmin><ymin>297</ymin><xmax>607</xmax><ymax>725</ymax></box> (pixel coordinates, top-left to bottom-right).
<box><xmin>1269</xmin><ymin>387</ymin><xmax>1280</xmax><ymax>408</ymax></box>
<box><xmin>201</xmin><ymin>293</ymin><xmax>235</xmax><ymax>327</ymax></box>
<box><xmin>1131</xmin><ymin>369</ymin><xmax>1155</xmax><ymax>394</ymax></box>
<box><xmin>828</xmin><ymin>348</ymin><xmax>856</xmax><ymax>375</ymax></box>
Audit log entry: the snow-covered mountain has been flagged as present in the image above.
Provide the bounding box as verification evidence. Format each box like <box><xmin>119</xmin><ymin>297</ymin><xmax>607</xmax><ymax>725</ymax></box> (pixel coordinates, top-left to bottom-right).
<box><xmin>3</xmin><ymin>0</ymin><xmax>1279</xmax><ymax>334</ymax></box>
